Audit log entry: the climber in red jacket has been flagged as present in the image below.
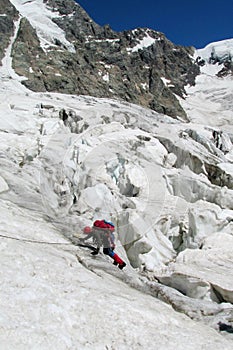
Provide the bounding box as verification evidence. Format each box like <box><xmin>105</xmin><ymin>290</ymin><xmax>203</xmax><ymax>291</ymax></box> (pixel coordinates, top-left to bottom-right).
<box><xmin>82</xmin><ymin>220</ymin><xmax>126</xmax><ymax>270</ymax></box>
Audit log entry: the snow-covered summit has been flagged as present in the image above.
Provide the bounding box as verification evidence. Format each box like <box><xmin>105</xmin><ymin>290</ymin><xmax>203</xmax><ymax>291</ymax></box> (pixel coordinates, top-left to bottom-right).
<box><xmin>197</xmin><ymin>38</ymin><xmax>233</xmax><ymax>63</ymax></box>
<box><xmin>194</xmin><ymin>38</ymin><xmax>233</xmax><ymax>78</ymax></box>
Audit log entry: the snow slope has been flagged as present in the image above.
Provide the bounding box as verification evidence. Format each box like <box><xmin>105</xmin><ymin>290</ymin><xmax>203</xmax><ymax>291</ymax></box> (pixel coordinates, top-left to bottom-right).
<box><xmin>196</xmin><ymin>38</ymin><xmax>233</xmax><ymax>63</ymax></box>
<box><xmin>1</xmin><ymin>78</ymin><xmax>231</xmax><ymax>350</ymax></box>
<box><xmin>0</xmin><ymin>5</ymin><xmax>233</xmax><ymax>349</ymax></box>
<box><xmin>178</xmin><ymin>38</ymin><xmax>232</xmax><ymax>125</ymax></box>
<box><xmin>10</xmin><ymin>0</ymin><xmax>75</xmax><ymax>52</ymax></box>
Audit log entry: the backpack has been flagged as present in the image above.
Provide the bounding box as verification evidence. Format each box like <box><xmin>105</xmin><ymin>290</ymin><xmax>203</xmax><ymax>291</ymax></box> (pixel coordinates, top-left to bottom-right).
<box><xmin>93</xmin><ymin>220</ymin><xmax>115</xmax><ymax>248</ymax></box>
<box><xmin>93</xmin><ymin>220</ymin><xmax>115</xmax><ymax>231</ymax></box>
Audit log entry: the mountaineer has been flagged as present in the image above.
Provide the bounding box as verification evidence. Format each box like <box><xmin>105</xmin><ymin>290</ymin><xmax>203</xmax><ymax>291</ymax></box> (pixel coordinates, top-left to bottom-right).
<box><xmin>81</xmin><ymin>220</ymin><xmax>126</xmax><ymax>270</ymax></box>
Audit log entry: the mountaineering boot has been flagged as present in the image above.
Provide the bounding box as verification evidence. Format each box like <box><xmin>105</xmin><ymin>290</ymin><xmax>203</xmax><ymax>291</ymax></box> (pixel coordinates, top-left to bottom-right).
<box><xmin>112</xmin><ymin>253</ymin><xmax>126</xmax><ymax>269</ymax></box>
<box><xmin>91</xmin><ymin>247</ymin><xmax>100</xmax><ymax>256</ymax></box>
<box><xmin>118</xmin><ymin>262</ymin><xmax>126</xmax><ymax>270</ymax></box>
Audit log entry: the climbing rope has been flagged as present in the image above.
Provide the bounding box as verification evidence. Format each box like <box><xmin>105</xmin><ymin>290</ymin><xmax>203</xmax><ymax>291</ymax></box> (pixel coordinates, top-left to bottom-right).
<box><xmin>0</xmin><ymin>233</ymin><xmax>72</xmax><ymax>246</ymax></box>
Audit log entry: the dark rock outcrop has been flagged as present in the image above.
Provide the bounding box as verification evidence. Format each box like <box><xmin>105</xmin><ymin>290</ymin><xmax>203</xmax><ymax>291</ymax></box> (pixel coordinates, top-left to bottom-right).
<box><xmin>1</xmin><ymin>0</ymin><xmax>201</xmax><ymax>119</ymax></box>
<box><xmin>0</xmin><ymin>0</ymin><xmax>18</xmax><ymax>64</ymax></box>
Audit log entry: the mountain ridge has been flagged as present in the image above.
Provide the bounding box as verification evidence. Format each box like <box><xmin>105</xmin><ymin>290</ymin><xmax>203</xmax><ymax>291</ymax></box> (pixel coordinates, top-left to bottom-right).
<box><xmin>1</xmin><ymin>0</ymin><xmax>201</xmax><ymax>119</ymax></box>
<box><xmin>1</xmin><ymin>0</ymin><xmax>232</xmax><ymax>119</ymax></box>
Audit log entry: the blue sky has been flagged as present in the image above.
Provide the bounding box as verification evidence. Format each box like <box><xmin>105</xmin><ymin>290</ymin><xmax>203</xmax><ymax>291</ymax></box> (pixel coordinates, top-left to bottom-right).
<box><xmin>76</xmin><ymin>0</ymin><xmax>232</xmax><ymax>49</ymax></box>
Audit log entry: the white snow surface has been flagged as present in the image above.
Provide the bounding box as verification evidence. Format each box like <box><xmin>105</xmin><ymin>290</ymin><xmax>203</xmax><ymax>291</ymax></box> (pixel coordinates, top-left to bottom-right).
<box><xmin>179</xmin><ymin>39</ymin><xmax>233</xmax><ymax>126</ymax></box>
<box><xmin>194</xmin><ymin>38</ymin><xmax>233</xmax><ymax>76</ymax></box>
<box><xmin>127</xmin><ymin>30</ymin><xmax>160</xmax><ymax>53</ymax></box>
<box><xmin>196</xmin><ymin>38</ymin><xmax>233</xmax><ymax>62</ymax></box>
<box><xmin>0</xmin><ymin>9</ymin><xmax>233</xmax><ymax>349</ymax></box>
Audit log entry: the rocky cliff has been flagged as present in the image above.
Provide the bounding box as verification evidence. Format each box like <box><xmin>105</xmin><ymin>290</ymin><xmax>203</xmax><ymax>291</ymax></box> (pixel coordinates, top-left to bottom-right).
<box><xmin>0</xmin><ymin>0</ymin><xmax>201</xmax><ymax>120</ymax></box>
<box><xmin>0</xmin><ymin>0</ymin><xmax>18</xmax><ymax>63</ymax></box>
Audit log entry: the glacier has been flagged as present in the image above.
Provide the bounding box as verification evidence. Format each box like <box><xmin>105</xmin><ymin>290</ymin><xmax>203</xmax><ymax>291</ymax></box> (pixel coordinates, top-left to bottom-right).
<box><xmin>0</xmin><ymin>2</ymin><xmax>233</xmax><ymax>349</ymax></box>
